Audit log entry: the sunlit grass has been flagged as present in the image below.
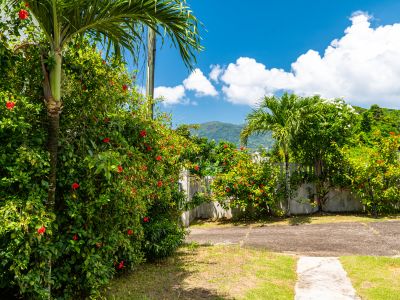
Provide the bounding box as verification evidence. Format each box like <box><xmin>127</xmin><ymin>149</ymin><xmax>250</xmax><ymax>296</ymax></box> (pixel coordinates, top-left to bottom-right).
<box><xmin>106</xmin><ymin>244</ymin><xmax>297</xmax><ymax>299</ymax></box>
<box><xmin>341</xmin><ymin>256</ymin><xmax>400</xmax><ymax>300</ymax></box>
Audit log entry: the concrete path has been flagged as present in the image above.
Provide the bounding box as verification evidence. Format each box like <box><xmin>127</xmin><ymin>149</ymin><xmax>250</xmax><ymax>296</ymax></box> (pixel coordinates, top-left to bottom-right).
<box><xmin>295</xmin><ymin>257</ymin><xmax>360</xmax><ymax>300</ymax></box>
<box><xmin>187</xmin><ymin>221</ymin><xmax>400</xmax><ymax>256</ymax></box>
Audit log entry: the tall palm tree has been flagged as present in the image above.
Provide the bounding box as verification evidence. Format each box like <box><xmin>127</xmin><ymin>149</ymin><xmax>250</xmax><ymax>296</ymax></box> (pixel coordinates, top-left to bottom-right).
<box><xmin>241</xmin><ymin>93</ymin><xmax>310</xmax><ymax>216</ymax></box>
<box><xmin>2</xmin><ymin>0</ymin><xmax>202</xmax><ymax>209</ymax></box>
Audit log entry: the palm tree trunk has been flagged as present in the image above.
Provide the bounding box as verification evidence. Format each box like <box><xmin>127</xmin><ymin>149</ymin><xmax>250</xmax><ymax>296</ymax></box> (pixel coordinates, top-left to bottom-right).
<box><xmin>284</xmin><ymin>152</ymin><xmax>291</xmax><ymax>216</ymax></box>
<box><xmin>47</xmin><ymin>49</ymin><xmax>62</xmax><ymax>208</ymax></box>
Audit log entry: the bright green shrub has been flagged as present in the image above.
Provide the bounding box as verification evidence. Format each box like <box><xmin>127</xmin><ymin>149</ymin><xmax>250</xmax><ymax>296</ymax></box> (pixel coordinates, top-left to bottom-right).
<box><xmin>0</xmin><ymin>37</ymin><xmax>192</xmax><ymax>299</ymax></box>
<box><xmin>345</xmin><ymin>131</ymin><xmax>400</xmax><ymax>214</ymax></box>
<box><xmin>212</xmin><ymin>144</ymin><xmax>279</xmax><ymax>218</ymax></box>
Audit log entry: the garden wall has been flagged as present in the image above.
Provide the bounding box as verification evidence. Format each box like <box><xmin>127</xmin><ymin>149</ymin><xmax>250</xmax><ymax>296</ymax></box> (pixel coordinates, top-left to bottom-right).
<box><xmin>180</xmin><ymin>173</ymin><xmax>364</xmax><ymax>227</ymax></box>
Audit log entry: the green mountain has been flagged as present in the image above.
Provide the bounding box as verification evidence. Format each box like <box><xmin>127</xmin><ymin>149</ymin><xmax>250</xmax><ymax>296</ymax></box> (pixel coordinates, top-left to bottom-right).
<box><xmin>190</xmin><ymin>121</ymin><xmax>274</xmax><ymax>150</ymax></box>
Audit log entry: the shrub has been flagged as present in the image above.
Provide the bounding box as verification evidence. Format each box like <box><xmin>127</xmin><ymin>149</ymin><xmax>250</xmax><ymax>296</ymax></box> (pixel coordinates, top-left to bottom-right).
<box><xmin>212</xmin><ymin>144</ymin><xmax>279</xmax><ymax>218</ymax></box>
<box><xmin>0</xmin><ymin>38</ymin><xmax>193</xmax><ymax>298</ymax></box>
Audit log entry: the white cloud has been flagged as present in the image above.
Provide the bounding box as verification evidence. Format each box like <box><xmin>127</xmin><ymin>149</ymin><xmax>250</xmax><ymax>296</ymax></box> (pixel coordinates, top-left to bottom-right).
<box><xmin>154</xmin><ymin>85</ymin><xmax>186</xmax><ymax>105</ymax></box>
<box><xmin>209</xmin><ymin>64</ymin><xmax>223</xmax><ymax>82</ymax></box>
<box><xmin>220</xmin><ymin>12</ymin><xmax>400</xmax><ymax>108</ymax></box>
<box><xmin>183</xmin><ymin>68</ymin><xmax>218</xmax><ymax>97</ymax></box>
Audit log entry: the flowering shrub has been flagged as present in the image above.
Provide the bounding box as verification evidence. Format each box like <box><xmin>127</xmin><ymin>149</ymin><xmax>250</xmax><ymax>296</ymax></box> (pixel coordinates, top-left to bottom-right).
<box><xmin>212</xmin><ymin>144</ymin><xmax>279</xmax><ymax>218</ymax></box>
<box><xmin>345</xmin><ymin>131</ymin><xmax>400</xmax><ymax>214</ymax></box>
<box><xmin>0</xmin><ymin>38</ymin><xmax>193</xmax><ymax>298</ymax></box>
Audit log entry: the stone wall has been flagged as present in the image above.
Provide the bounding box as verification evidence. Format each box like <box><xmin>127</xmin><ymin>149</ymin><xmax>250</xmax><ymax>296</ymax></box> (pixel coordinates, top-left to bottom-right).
<box><xmin>179</xmin><ymin>173</ymin><xmax>364</xmax><ymax>227</ymax></box>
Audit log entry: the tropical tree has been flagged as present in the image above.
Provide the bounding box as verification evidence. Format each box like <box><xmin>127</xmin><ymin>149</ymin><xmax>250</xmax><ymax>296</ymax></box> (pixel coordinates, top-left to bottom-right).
<box><xmin>1</xmin><ymin>0</ymin><xmax>201</xmax><ymax>210</ymax></box>
<box><xmin>291</xmin><ymin>98</ymin><xmax>358</xmax><ymax>210</ymax></box>
<box><xmin>241</xmin><ymin>93</ymin><xmax>314</xmax><ymax>215</ymax></box>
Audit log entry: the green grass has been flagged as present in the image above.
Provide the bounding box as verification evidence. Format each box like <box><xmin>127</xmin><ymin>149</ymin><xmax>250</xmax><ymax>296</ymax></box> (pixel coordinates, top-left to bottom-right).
<box><xmin>341</xmin><ymin>256</ymin><xmax>400</xmax><ymax>300</ymax></box>
<box><xmin>189</xmin><ymin>213</ymin><xmax>400</xmax><ymax>229</ymax></box>
<box><xmin>105</xmin><ymin>244</ymin><xmax>297</xmax><ymax>300</ymax></box>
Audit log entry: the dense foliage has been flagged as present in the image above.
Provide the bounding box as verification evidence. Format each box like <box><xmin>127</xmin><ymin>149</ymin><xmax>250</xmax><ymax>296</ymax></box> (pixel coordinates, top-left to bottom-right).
<box><xmin>0</xmin><ymin>37</ymin><xmax>193</xmax><ymax>298</ymax></box>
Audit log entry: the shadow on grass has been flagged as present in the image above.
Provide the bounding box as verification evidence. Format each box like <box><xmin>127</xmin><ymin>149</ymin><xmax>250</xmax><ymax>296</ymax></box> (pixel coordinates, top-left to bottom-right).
<box><xmin>105</xmin><ymin>245</ymin><xmax>232</xmax><ymax>300</ymax></box>
<box><xmin>288</xmin><ymin>215</ymin><xmax>312</xmax><ymax>226</ymax></box>
<box><xmin>190</xmin><ymin>212</ymin><xmax>400</xmax><ymax>229</ymax></box>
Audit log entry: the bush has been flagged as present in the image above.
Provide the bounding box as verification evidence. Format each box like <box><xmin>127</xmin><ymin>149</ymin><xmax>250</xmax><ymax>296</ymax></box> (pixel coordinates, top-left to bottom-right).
<box><xmin>212</xmin><ymin>144</ymin><xmax>279</xmax><ymax>218</ymax></box>
<box><xmin>345</xmin><ymin>131</ymin><xmax>400</xmax><ymax>214</ymax></box>
<box><xmin>0</xmin><ymin>38</ymin><xmax>192</xmax><ymax>298</ymax></box>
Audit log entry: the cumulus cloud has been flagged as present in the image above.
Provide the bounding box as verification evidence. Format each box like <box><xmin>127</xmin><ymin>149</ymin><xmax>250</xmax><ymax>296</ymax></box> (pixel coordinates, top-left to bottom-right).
<box><xmin>183</xmin><ymin>68</ymin><xmax>218</xmax><ymax>97</ymax></box>
<box><xmin>220</xmin><ymin>12</ymin><xmax>400</xmax><ymax>108</ymax></box>
<box><xmin>154</xmin><ymin>85</ymin><xmax>186</xmax><ymax>105</ymax></box>
<box><xmin>209</xmin><ymin>64</ymin><xmax>224</xmax><ymax>82</ymax></box>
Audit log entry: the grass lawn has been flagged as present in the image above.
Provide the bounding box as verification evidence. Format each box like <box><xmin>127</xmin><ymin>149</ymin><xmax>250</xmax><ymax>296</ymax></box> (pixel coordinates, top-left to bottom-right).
<box><xmin>106</xmin><ymin>244</ymin><xmax>297</xmax><ymax>300</ymax></box>
<box><xmin>189</xmin><ymin>213</ymin><xmax>400</xmax><ymax>229</ymax></box>
<box><xmin>341</xmin><ymin>256</ymin><xmax>400</xmax><ymax>300</ymax></box>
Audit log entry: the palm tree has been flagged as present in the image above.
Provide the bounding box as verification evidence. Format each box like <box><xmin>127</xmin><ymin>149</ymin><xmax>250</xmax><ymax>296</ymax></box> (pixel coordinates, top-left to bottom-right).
<box><xmin>2</xmin><ymin>0</ymin><xmax>202</xmax><ymax>209</ymax></box>
<box><xmin>241</xmin><ymin>93</ymin><xmax>310</xmax><ymax>216</ymax></box>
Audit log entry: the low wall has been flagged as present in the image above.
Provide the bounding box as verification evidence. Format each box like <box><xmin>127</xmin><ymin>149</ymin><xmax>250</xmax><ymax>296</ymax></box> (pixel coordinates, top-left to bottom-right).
<box><xmin>180</xmin><ymin>179</ymin><xmax>364</xmax><ymax>227</ymax></box>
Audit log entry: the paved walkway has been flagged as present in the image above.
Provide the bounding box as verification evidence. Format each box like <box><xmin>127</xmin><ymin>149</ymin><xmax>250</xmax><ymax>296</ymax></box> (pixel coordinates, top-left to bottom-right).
<box><xmin>295</xmin><ymin>257</ymin><xmax>360</xmax><ymax>300</ymax></box>
<box><xmin>187</xmin><ymin>221</ymin><xmax>400</xmax><ymax>256</ymax></box>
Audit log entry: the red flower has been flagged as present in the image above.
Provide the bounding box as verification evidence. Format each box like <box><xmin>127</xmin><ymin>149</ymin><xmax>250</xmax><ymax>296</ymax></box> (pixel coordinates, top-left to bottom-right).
<box><xmin>194</xmin><ymin>165</ymin><xmax>200</xmax><ymax>171</ymax></box>
<box><xmin>143</xmin><ymin>217</ymin><xmax>150</xmax><ymax>223</ymax></box>
<box><xmin>122</xmin><ymin>84</ymin><xmax>128</xmax><ymax>92</ymax></box>
<box><xmin>156</xmin><ymin>155</ymin><xmax>162</xmax><ymax>161</ymax></box>
<box><xmin>139</xmin><ymin>130</ymin><xmax>147</xmax><ymax>137</ymax></box>
<box><xmin>6</xmin><ymin>101</ymin><xmax>15</xmax><ymax>110</ymax></box>
<box><xmin>127</xmin><ymin>229</ymin><xmax>133</xmax><ymax>236</ymax></box>
<box><xmin>146</xmin><ymin>146</ymin><xmax>152</xmax><ymax>152</ymax></box>
<box><xmin>117</xmin><ymin>260</ymin><xmax>124</xmax><ymax>270</ymax></box>
<box><xmin>72</xmin><ymin>234</ymin><xmax>78</xmax><ymax>241</ymax></box>
<box><xmin>117</xmin><ymin>165</ymin><xmax>123</xmax><ymax>173</ymax></box>
<box><xmin>157</xmin><ymin>180</ymin><xmax>163</xmax><ymax>188</ymax></box>
<box><xmin>223</xmin><ymin>144</ymin><xmax>228</xmax><ymax>149</ymax></box>
<box><xmin>225</xmin><ymin>187</ymin><xmax>231</xmax><ymax>193</ymax></box>
<box><xmin>37</xmin><ymin>226</ymin><xmax>46</xmax><ymax>235</ymax></box>
<box><xmin>18</xmin><ymin>9</ymin><xmax>29</xmax><ymax>20</ymax></box>
<box><xmin>389</xmin><ymin>132</ymin><xmax>395</xmax><ymax>136</ymax></box>
<box><xmin>71</xmin><ymin>182</ymin><xmax>80</xmax><ymax>190</ymax></box>
<box><xmin>103</xmin><ymin>137</ymin><xmax>110</xmax><ymax>143</ymax></box>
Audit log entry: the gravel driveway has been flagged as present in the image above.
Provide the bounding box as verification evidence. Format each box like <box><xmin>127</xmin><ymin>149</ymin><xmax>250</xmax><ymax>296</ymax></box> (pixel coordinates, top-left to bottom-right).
<box><xmin>187</xmin><ymin>221</ymin><xmax>400</xmax><ymax>256</ymax></box>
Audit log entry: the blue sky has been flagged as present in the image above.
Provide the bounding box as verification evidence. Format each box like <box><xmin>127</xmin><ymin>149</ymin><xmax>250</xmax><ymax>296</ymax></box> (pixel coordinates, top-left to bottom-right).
<box><xmin>131</xmin><ymin>0</ymin><xmax>400</xmax><ymax>125</ymax></box>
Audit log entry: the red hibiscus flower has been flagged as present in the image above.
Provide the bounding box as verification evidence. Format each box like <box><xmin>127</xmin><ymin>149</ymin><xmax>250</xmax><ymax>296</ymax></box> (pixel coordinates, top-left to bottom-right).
<box><xmin>117</xmin><ymin>261</ymin><xmax>124</xmax><ymax>270</ymax></box>
<box><xmin>143</xmin><ymin>217</ymin><xmax>150</xmax><ymax>223</ymax></box>
<box><xmin>72</xmin><ymin>234</ymin><xmax>78</xmax><ymax>241</ymax></box>
<box><xmin>37</xmin><ymin>226</ymin><xmax>46</xmax><ymax>235</ymax></box>
<box><xmin>6</xmin><ymin>101</ymin><xmax>15</xmax><ymax>110</ymax></box>
<box><xmin>71</xmin><ymin>182</ymin><xmax>80</xmax><ymax>190</ymax></box>
<box><xmin>127</xmin><ymin>229</ymin><xmax>133</xmax><ymax>236</ymax></box>
<box><xmin>18</xmin><ymin>9</ymin><xmax>29</xmax><ymax>20</ymax></box>
<box><xmin>117</xmin><ymin>165</ymin><xmax>123</xmax><ymax>173</ymax></box>
<box><xmin>139</xmin><ymin>130</ymin><xmax>147</xmax><ymax>137</ymax></box>
<box><xmin>122</xmin><ymin>84</ymin><xmax>128</xmax><ymax>92</ymax></box>
<box><xmin>103</xmin><ymin>137</ymin><xmax>110</xmax><ymax>143</ymax></box>
<box><xmin>156</xmin><ymin>155</ymin><xmax>162</xmax><ymax>161</ymax></box>
<box><xmin>194</xmin><ymin>165</ymin><xmax>200</xmax><ymax>171</ymax></box>
<box><xmin>157</xmin><ymin>181</ymin><xmax>163</xmax><ymax>188</ymax></box>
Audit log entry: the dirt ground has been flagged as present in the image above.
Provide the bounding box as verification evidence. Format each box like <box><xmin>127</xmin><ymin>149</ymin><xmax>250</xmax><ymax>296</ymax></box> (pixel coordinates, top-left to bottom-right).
<box><xmin>187</xmin><ymin>221</ymin><xmax>400</xmax><ymax>256</ymax></box>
